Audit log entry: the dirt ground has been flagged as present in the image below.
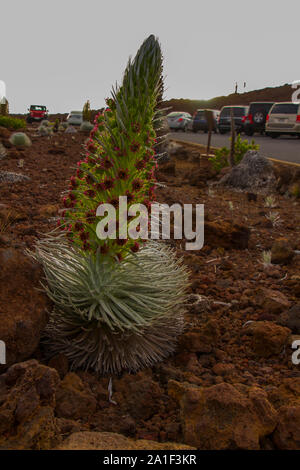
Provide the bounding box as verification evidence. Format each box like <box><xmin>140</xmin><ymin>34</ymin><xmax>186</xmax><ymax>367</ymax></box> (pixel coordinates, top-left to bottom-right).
<box><xmin>0</xmin><ymin>126</ymin><xmax>299</xmax><ymax>450</ymax></box>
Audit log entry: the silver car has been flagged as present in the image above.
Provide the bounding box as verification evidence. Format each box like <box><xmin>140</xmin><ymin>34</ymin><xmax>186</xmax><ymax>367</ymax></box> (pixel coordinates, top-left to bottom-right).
<box><xmin>67</xmin><ymin>111</ymin><xmax>83</xmax><ymax>126</ymax></box>
<box><xmin>266</xmin><ymin>102</ymin><xmax>300</xmax><ymax>138</ymax></box>
<box><xmin>167</xmin><ymin>112</ymin><xmax>192</xmax><ymax>131</ymax></box>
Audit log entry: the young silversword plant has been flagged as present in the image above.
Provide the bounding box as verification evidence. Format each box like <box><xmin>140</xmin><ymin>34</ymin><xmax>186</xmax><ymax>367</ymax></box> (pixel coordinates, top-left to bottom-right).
<box><xmin>9</xmin><ymin>132</ymin><xmax>31</xmax><ymax>148</ymax></box>
<box><xmin>33</xmin><ymin>35</ymin><xmax>189</xmax><ymax>375</ymax></box>
<box><xmin>265</xmin><ymin>211</ymin><xmax>281</xmax><ymax>227</ymax></box>
<box><xmin>264</xmin><ymin>195</ymin><xmax>276</xmax><ymax>208</ymax></box>
<box><xmin>261</xmin><ymin>250</ymin><xmax>272</xmax><ymax>268</ymax></box>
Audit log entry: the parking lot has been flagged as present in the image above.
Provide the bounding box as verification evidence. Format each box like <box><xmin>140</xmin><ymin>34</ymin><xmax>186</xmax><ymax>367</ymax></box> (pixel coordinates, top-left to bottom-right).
<box><xmin>169</xmin><ymin>131</ymin><xmax>300</xmax><ymax>165</ymax></box>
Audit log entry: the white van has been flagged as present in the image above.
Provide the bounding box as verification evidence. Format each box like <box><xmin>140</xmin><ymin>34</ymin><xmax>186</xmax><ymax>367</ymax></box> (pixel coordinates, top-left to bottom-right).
<box><xmin>266</xmin><ymin>102</ymin><xmax>300</xmax><ymax>138</ymax></box>
<box><xmin>67</xmin><ymin>111</ymin><xmax>83</xmax><ymax>126</ymax></box>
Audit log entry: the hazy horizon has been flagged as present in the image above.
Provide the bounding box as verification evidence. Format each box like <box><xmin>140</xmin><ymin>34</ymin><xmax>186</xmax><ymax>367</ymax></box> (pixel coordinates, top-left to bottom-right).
<box><xmin>1</xmin><ymin>0</ymin><xmax>298</xmax><ymax>113</ymax></box>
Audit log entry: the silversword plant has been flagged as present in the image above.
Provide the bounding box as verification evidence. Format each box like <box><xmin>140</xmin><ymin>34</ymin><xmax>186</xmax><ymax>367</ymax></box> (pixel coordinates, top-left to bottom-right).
<box><xmin>33</xmin><ymin>35</ymin><xmax>189</xmax><ymax>374</ymax></box>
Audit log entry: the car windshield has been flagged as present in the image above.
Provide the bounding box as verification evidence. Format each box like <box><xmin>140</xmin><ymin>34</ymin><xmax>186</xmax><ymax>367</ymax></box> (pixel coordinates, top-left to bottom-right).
<box><xmin>271</xmin><ymin>103</ymin><xmax>298</xmax><ymax>114</ymax></box>
<box><xmin>195</xmin><ymin>111</ymin><xmax>205</xmax><ymax>118</ymax></box>
<box><xmin>31</xmin><ymin>106</ymin><xmax>46</xmax><ymax>111</ymax></box>
<box><xmin>168</xmin><ymin>112</ymin><xmax>184</xmax><ymax>118</ymax></box>
<box><xmin>250</xmin><ymin>103</ymin><xmax>274</xmax><ymax>113</ymax></box>
<box><xmin>221</xmin><ymin>107</ymin><xmax>246</xmax><ymax>117</ymax></box>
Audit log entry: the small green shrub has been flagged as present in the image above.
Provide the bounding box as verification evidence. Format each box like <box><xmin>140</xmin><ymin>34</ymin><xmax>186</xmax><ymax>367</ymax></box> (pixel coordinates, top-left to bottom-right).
<box><xmin>0</xmin><ymin>115</ymin><xmax>26</xmax><ymax>130</ymax></box>
<box><xmin>209</xmin><ymin>134</ymin><xmax>259</xmax><ymax>172</ymax></box>
<box><xmin>80</xmin><ymin>120</ymin><xmax>93</xmax><ymax>133</ymax></box>
<box><xmin>9</xmin><ymin>132</ymin><xmax>31</xmax><ymax>147</ymax></box>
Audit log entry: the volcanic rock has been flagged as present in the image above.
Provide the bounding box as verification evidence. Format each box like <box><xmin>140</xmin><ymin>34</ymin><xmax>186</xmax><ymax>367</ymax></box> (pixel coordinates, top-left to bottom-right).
<box><xmin>0</xmin><ymin>249</ymin><xmax>49</xmax><ymax>367</ymax></box>
<box><xmin>56</xmin><ymin>431</ymin><xmax>195</xmax><ymax>450</ymax></box>
<box><xmin>218</xmin><ymin>151</ymin><xmax>276</xmax><ymax>193</ymax></box>
<box><xmin>168</xmin><ymin>380</ymin><xmax>277</xmax><ymax>449</ymax></box>
<box><xmin>244</xmin><ymin>321</ymin><xmax>290</xmax><ymax>357</ymax></box>
<box><xmin>271</xmin><ymin>238</ymin><xmax>294</xmax><ymax>265</ymax></box>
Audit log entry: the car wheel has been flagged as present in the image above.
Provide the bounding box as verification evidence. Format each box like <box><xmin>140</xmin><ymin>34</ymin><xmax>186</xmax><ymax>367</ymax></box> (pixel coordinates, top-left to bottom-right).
<box><xmin>219</xmin><ymin>129</ymin><xmax>227</xmax><ymax>134</ymax></box>
<box><xmin>245</xmin><ymin>128</ymin><xmax>254</xmax><ymax>136</ymax></box>
<box><xmin>270</xmin><ymin>133</ymin><xmax>279</xmax><ymax>139</ymax></box>
<box><xmin>253</xmin><ymin>110</ymin><xmax>266</xmax><ymax>125</ymax></box>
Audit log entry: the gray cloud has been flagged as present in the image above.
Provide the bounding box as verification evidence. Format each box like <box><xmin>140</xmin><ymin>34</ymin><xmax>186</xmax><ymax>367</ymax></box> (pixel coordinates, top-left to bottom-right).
<box><xmin>1</xmin><ymin>0</ymin><xmax>298</xmax><ymax>113</ymax></box>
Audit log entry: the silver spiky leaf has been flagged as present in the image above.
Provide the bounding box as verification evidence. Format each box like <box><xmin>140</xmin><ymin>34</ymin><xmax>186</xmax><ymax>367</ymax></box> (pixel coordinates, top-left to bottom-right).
<box><xmin>32</xmin><ymin>235</ymin><xmax>188</xmax><ymax>374</ymax></box>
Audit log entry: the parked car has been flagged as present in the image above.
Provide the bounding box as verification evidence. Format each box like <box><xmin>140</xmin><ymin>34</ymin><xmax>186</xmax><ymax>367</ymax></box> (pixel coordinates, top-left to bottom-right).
<box><xmin>26</xmin><ymin>105</ymin><xmax>48</xmax><ymax>123</ymax></box>
<box><xmin>67</xmin><ymin>111</ymin><xmax>83</xmax><ymax>126</ymax></box>
<box><xmin>192</xmin><ymin>109</ymin><xmax>220</xmax><ymax>133</ymax></box>
<box><xmin>217</xmin><ymin>105</ymin><xmax>249</xmax><ymax>134</ymax></box>
<box><xmin>265</xmin><ymin>102</ymin><xmax>300</xmax><ymax>138</ymax></box>
<box><xmin>167</xmin><ymin>112</ymin><xmax>192</xmax><ymax>131</ymax></box>
<box><xmin>244</xmin><ymin>102</ymin><xmax>274</xmax><ymax>136</ymax></box>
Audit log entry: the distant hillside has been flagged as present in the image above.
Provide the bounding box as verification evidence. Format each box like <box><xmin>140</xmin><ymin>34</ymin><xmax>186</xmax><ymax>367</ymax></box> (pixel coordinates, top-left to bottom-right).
<box><xmin>163</xmin><ymin>83</ymin><xmax>293</xmax><ymax>115</ymax></box>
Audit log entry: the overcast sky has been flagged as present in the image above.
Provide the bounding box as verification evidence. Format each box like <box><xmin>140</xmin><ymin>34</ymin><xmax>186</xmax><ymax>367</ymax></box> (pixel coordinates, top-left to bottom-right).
<box><xmin>1</xmin><ymin>0</ymin><xmax>299</xmax><ymax>113</ymax></box>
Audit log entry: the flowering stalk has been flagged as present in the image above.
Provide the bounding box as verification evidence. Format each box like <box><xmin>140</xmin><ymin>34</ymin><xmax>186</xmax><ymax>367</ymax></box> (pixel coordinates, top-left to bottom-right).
<box><xmin>59</xmin><ymin>35</ymin><xmax>163</xmax><ymax>260</ymax></box>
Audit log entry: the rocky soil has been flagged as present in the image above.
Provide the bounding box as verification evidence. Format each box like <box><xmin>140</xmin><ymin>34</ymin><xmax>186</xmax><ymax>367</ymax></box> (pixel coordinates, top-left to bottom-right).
<box><xmin>0</xmin><ymin>126</ymin><xmax>299</xmax><ymax>450</ymax></box>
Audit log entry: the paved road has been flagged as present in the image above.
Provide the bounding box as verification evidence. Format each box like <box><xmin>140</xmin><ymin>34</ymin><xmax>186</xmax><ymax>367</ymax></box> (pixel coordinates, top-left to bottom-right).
<box><xmin>169</xmin><ymin>131</ymin><xmax>300</xmax><ymax>165</ymax></box>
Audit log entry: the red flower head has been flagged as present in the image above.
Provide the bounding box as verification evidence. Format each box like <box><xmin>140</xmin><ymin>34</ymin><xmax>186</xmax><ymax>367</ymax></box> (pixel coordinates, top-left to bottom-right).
<box><xmin>125</xmin><ymin>191</ymin><xmax>134</xmax><ymax>203</ymax></box>
<box><xmin>85</xmin><ymin>209</ymin><xmax>96</xmax><ymax>222</ymax></box>
<box><xmin>80</xmin><ymin>231</ymin><xmax>89</xmax><ymax>241</ymax></box>
<box><xmin>117</xmin><ymin>168</ymin><xmax>129</xmax><ymax>180</ymax></box>
<box><xmin>131</xmin><ymin>242</ymin><xmax>140</xmax><ymax>253</ymax></box>
<box><xmin>63</xmin><ymin>197</ymin><xmax>72</xmax><ymax>208</ymax></box>
<box><xmin>100</xmin><ymin>244</ymin><xmax>109</xmax><ymax>254</ymax></box>
<box><xmin>109</xmin><ymin>197</ymin><xmax>119</xmax><ymax>208</ymax></box>
<box><xmin>130</xmin><ymin>141</ymin><xmax>140</xmax><ymax>153</ymax></box>
<box><xmin>87</xmin><ymin>142</ymin><xmax>96</xmax><ymax>153</ymax></box>
<box><xmin>70</xmin><ymin>176</ymin><xmax>78</xmax><ymax>188</ymax></box>
<box><xmin>84</xmin><ymin>189</ymin><xmax>96</xmax><ymax>198</ymax></box>
<box><xmin>132</xmin><ymin>178</ymin><xmax>143</xmax><ymax>192</ymax></box>
<box><xmin>103</xmin><ymin>178</ymin><xmax>114</xmax><ymax>190</ymax></box>
<box><xmin>95</xmin><ymin>182</ymin><xmax>104</xmax><ymax>192</ymax></box>
<box><xmin>102</xmin><ymin>157</ymin><xmax>113</xmax><ymax>169</ymax></box>
<box><xmin>74</xmin><ymin>221</ymin><xmax>84</xmax><ymax>231</ymax></box>
<box><xmin>83</xmin><ymin>242</ymin><xmax>91</xmax><ymax>251</ymax></box>
<box><xmin>135</xmin><ymin>159</ymin><xmax>146</xmax><ymax>170</ymax></box>
<box><xmin>116</xmin><ymin>238</ymin><xmax>128</xmax><ymax>246</ymax></box>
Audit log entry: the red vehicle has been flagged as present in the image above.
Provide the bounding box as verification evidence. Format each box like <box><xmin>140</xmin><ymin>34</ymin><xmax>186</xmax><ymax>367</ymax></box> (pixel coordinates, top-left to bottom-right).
<box><xmin>26</xmin><ymin>105</ymin><xmax>48</xmax><ymax>123</ymax></box>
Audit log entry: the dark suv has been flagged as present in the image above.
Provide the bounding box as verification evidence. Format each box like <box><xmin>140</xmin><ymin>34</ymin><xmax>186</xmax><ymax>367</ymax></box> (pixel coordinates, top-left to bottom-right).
<box><xmin>192</xmin><ymin>109</ymin><xmax>220</xmax><ymax>133</ymax></box>
<box><xmin>244</xmin><ymin>102</ymin><xmax>274</xmax><ymax>136</ymax></box>
<box><xmin>218</xmin><ymin>106</ymin><xmax>249</xmax><ymax>134</ymax></box>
